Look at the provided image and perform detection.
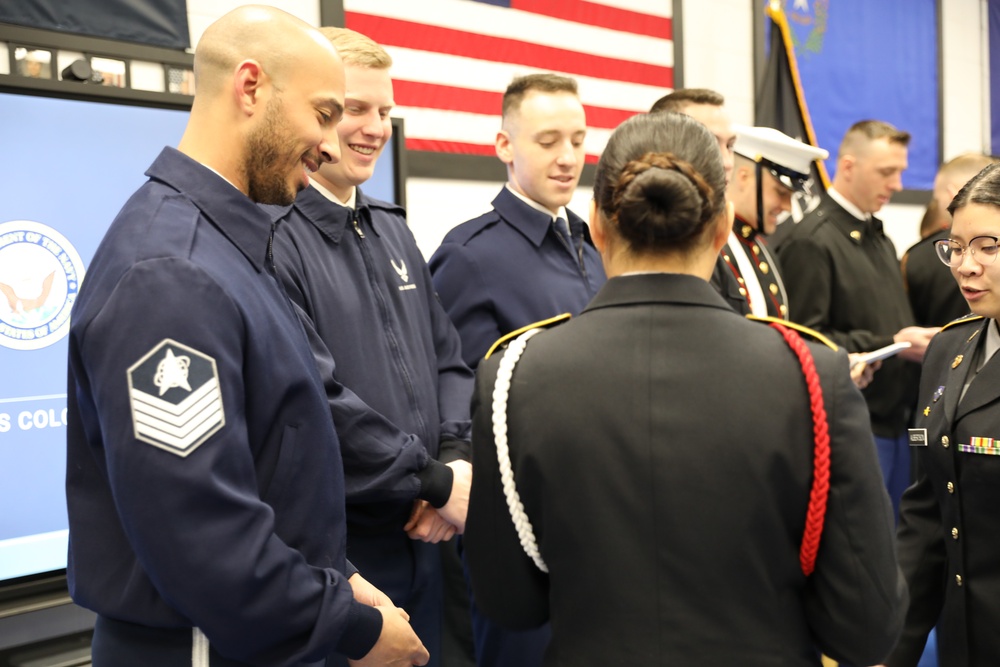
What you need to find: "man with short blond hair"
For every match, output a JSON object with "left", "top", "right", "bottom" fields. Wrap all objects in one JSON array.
[
  {"left": 778, "top": 119, "right": 940, "bottom": 521},
  {"left": 271, "top": 26, "right": 473, "bottom": 667}
]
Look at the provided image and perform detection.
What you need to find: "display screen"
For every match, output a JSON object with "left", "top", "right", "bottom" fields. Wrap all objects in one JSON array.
[{"left": 0, "top": 89, "right": 403, "bottom": 584}]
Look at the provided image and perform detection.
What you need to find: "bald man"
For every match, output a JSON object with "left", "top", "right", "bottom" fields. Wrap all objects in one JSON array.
[
  {"left": 902, "top": 153, "right": 998, "bottom": 326},
  {"left": 66, "top": 6, "right": 428, "bottom": 666}
]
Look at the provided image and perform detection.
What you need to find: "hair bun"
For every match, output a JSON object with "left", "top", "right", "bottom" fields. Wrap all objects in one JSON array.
[{"left": 612, "top": 152, "right": 715, "bottom": 247}]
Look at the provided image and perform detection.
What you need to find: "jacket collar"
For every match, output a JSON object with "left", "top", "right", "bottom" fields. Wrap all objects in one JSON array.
[
  {"left": 820, "top": 192, "right": 884, "bottom": 246},
  {"left": 287, "top": 185, "right": 404, "bottom": 244},
  {"left": 582, "top": 273, "right": 738, "bottom": 315},
  {"left": 146, "top": 147, "right": 274, "bottom": 273},
  {"left": 491, "top": 186, "right": 592, "bottom": 248}
]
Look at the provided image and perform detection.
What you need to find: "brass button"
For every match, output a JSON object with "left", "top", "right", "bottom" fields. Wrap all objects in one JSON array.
[
  {"left": 769, "top": 284, "right": 779, "bottom": 295},
  {"left": 760, "top": 262, "right": 770, "bottom": 275},
  {"left": 947, "top": 482, "right": 955, "bottom": 494},
  {"left": 952, "top": 527, "right": 959, "bottom": 540},
  {"left": 779, "top": 305, "right": 788, "bottom": 316},
  {"left": 850, "top": 230, "right": 862, "bottom": 241},
  {"left": 723, "top": 254, "right": 731, "bottom": 262},
  {"left": 942, "top": 435, "right": 950, "bottom": 448},
  {"left": 956, "top": 574, "right": 963, "bottom": 586},
  {"left": 753, "top": 245, "right": 761, "bottom": 255},
  {"left": 739, "top": 288, "right": 747, "bottom": 296}
]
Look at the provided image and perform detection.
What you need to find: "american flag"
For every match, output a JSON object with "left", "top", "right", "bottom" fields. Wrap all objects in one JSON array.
[{"left": 344, "top": 0, "right": 674, "bottom": 161}]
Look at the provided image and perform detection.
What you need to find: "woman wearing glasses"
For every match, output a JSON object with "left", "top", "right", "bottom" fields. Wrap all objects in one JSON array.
[
  {"left": 887, "top": 162, "right": 1000, "bottom": 667},
  {"left": 463, "top": 112, "right": 906, "bottom": 666}
]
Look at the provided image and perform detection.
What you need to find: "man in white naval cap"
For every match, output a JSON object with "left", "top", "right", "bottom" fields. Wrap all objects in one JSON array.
[{"left": 720, "top": 125, "right": 828, "bottom": 319}]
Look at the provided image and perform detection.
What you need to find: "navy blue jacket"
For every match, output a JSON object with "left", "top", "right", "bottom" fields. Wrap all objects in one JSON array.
[
  {"left": 66, "top": 148, "right": 380, "bottom": 666},
  {"left": 429, "top": 187, "right": 606, "bottom": 368},
  {"left": 270, "top": 186, "right": 472, "bottom": 528}
]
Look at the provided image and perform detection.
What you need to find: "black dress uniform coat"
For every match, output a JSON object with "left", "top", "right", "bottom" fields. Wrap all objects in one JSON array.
[
  {"left": 889, "top": 315, "right": 1000, "bottom": 667},
  {"left": 717, "top": 216, "right": 788, "bottom": 318},
  {"left": 777, "top": 193, "right": 920, "bottom": 438},
  {"left": 465, "top": 273, "right": 907, "bottom": 667}
]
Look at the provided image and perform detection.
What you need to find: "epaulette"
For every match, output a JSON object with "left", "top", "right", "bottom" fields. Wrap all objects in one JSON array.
[
  {"left": 484, "top": 313, "right": 571, "bottom": 360},
  {"left": 941, "top": 313, "right": 984, "bottom": 332},
  {"left": 746, "top": 314, "right": 838, "bottom": 351}
]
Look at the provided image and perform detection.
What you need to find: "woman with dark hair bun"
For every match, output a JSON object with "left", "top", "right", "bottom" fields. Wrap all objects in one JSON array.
[
  {"left": 887, "top": 161, "right": 1000, "bottom": 667},
  {"left": 463, "top": 112, "right": 906, "bottom": 666}
]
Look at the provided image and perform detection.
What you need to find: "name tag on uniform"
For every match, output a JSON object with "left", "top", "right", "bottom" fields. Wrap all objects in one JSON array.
[
  {"left": 958, "top": 436, "right": 1000, "bottom": 455},
  {"left": 908, "top": 428, "right": 928, "bottom": 447}
]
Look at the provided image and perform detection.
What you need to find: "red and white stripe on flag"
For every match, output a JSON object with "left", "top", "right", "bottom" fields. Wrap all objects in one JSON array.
[{"left": 344, "top": 0, "right": 674, "bottom": 161}]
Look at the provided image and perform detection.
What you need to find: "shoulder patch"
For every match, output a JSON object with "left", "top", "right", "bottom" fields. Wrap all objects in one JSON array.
[
  {"left": 127, "top": 338, "right": 225, "bottom": 457},
  {"left": 941, "top": 313, "right": 984, "bottom": 332},
  {"left": 746, "top": 314, "right": 838, "bottom": 351},
  {"left": 484, "top": 313, "right": 572, "bottom": 360}
]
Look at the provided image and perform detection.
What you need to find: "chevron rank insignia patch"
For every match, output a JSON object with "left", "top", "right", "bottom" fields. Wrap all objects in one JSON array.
[{"left": 127, "top": 339, "right": 224, "bottom": 457}]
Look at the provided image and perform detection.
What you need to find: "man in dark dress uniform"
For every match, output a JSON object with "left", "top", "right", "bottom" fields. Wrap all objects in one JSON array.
[
  {"left": 723, "top": 125, "right": 828, "bottom": 319},
  {"left": 777, "top": 120, "right": 941, "bottom": 521}
]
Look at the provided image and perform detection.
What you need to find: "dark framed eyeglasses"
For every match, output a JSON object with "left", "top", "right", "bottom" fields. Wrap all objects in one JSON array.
[{"left": 934, "top": 235, "right": 1000, "bottom": 267}]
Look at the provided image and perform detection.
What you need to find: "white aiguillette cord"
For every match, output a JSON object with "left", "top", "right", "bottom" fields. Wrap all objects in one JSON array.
[{"left": 491, "top": 327, "right": 548, "bottom": 573}]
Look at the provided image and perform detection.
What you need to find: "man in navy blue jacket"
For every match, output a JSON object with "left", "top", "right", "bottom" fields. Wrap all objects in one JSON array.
[
  {"left": 429, "top": 74, "right": 606, "bottom": 371},
  {"left": 66, "top": 7, "right": 427, "bottom": 666},
  {"left": 271, "top": 28, "right": 473, "bottom": 667},
  {"left": 429, "top": 73, "right": 606, "bottom": 667}
]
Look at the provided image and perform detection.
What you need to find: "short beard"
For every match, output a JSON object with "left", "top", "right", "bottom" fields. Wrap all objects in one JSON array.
[{"left": 243, "top": 97, "right": 297, "bottom": 206}]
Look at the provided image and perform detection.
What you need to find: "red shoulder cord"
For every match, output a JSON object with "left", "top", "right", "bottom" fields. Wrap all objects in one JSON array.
[{"left": 769, "top": 322, "right": 831, "bottom": 576}]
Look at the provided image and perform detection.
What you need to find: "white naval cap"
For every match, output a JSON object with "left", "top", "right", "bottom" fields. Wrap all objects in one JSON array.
[{"left": 733, "top": 125, "right": 829, "bottom": 190}]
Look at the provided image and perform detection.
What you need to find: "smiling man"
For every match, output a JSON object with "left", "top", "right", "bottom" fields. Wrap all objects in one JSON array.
[
  {"left": 429, "top": 73, "right": 606, "bottom": 371},
  {"left": 270, "top": 28, "right": 475, "bottom": 667},
  {"left": 429, "top": 73, "right": 606, "bottom": 667},
  {"left": 777, "top": 120, "right": 940, "bottom": 522},
  {"left": 66, "top": 8, "right": 429, "bottom": 666},
  {"left": 722, "top": 125, "right": 828, "bottom": 318}
]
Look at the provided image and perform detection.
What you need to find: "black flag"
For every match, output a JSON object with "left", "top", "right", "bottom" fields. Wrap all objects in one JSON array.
[{"left": 756, "top": 1, "right": 827, "bottom": 232}]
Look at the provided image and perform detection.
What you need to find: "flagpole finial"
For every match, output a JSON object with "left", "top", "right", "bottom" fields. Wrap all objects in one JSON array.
[{"left": 769, "top": 0, "right": 783, "bottom": 11}]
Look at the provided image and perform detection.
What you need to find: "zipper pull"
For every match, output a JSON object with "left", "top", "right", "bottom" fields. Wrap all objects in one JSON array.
[
  {"left": 352, "top": 209, "right": 366, "bottom": 239},
  {"left": 267, "top": 222, "right": 277, "bottom": 272}
]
